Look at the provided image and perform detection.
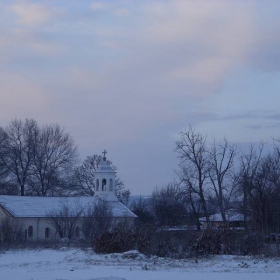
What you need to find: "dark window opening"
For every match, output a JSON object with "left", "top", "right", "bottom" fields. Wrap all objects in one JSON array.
[
  {"left": 102, "top": 179, "right": 107, "bottom": 191},
  {"left": 45, "top": 227, "right": 50, "bottom": 239},
  {"left": 28, "top": 226, "right": 33, "bottom": 238}
]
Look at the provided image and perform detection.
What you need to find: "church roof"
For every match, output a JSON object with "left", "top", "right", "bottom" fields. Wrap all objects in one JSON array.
[
  {"left": 0, "top": 195, "right": 136, "bottom": 218},
  {"left": 95, "top": 159, "right": 115, "bottom": 173}
]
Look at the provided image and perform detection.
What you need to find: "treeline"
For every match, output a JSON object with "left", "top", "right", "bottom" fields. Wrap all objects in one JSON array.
[
  {"left": 124, "top": 126, "right": 280, "bottom": 257},
  {"left": 0, "top": 119, "right": 129, "bottom": 201},
  {"left": 132, "top": 126, "right": 280, "bottom": 234}
]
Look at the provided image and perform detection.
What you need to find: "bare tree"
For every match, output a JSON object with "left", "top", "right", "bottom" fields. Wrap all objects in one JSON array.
[
  {"left": 0, "top": 127, "right": 7, "bottom": 166},
  {"left": 235, "top": 143, "right": 264, "bottom": 229},
  {"left": 130, "top": 196, "right": 154, "bottom": 226},
  {"left": 208, "top": 139, "right": 237, "bottom": 224},
  {"left": 115, "top": 179, "right": 131, "bottom": 205},
  {"left": 2, "top": 119, "right": 38, "bottom": 196},
  {"left": 248, "top": 148, "right": 280, "bottom": 233},
  {"left": 184, "top": 182, "right": 203, "bottom": 230},
  {"left": 82, "top": 199, "right": 112, "bottom": 240},
  {"left": 0, "top": 127, "right": 9, "bottom": 193},
  {"left": 152, "top": 182, "right": 187, "bottom": 227},
  {"left": 175, "top": 126, "right": 211, "bottom": 226},
  {"left": 273, "top": 138, "right": 280, "bottom": 160},
  {"left": 28, "top": 124, "right": 77, "bottom": 196},
  {"left": 47, "top": 199, "right": 84, "bottom": 239},
  {"left": 73, "top": 155, "right": 102, "bottom": 196},
  {"left": 0, "top": 127, "right": 23, "bottom": 195}
]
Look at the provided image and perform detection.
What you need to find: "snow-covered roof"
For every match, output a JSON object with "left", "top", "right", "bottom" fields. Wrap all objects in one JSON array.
[
  {"left": 199, "top": 211, "right": 244, "bottom": 222},
  {"left": 95, "top": 159, "right": 115, "bottom": 173},
  {"left": 0, "top": 195, "right": 136, "bottom": 218}
]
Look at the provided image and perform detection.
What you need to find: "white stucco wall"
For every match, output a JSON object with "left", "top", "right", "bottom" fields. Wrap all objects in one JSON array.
[
  {"left": 19, "top": 218, "right": 84, "bottom": 241},
  {"left": 19, "top": 216, "right": 135, "bottom": 241},
  {"left": 19, "top": 217, "right": 54, "bottom": 241},
  {"left": 1, "top": 210, "right": 135, "bottom": 241}
]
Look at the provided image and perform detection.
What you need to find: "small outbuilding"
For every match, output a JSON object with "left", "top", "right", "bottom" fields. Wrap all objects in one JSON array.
[{"left": 199, "top": 210, "right": 245, "bottom": 229}]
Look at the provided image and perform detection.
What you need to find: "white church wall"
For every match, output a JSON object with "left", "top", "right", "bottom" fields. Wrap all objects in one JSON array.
[{"left": 20, "top": 218, "right": 83, "bottom": 240}]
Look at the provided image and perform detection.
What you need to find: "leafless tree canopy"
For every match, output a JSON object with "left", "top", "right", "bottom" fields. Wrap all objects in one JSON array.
[
  {"left": 115, "top": 179, "right": 131, "bottom": 205},
  {"left": 0, "top": 127, "right": 15, "bottom": 194},
  {"left": 208, "top": 139, "right": 237, "bottom": 224},
  {"left": 0, "top": 119, "right": 77, "bottom": 196},
  {"left": 2, "top": 119, "right": 39, "bottom": 196},
  {"left": 47, "top": 199, "right": 84, "bottom": 239},
  {"left": 152, "top": 182, "right": 187, "bottom": 227},
  {"left": 175, "top": 126, "right": 212, "bottom": 226},
  {"left": 172, "top": 126, "right": 280, "bottom": 233},
  {"left": 73, "top": 155, "right": 102, "bottom": 196},
  {"left": 28, "top": 124, "right": 78, "bottom": 196},
  {"left": 0, "top": 119, "right": 129, "bottom": 199},
  {"left": 82, "top": 199, "right": 113, "bottom": 240}
]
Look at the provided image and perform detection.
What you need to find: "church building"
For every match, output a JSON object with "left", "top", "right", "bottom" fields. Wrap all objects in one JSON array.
[{"left": 0, "top": 152, "right": 136, "bottom": 241}]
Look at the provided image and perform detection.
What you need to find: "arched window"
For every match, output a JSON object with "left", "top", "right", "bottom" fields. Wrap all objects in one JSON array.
[
  {"left": 28, "top": 226, "right": 33, "bottom": 238},
  {"left": 75, "top": 227, "right": 80, "bottom": 238},
  {"left": 45, "top": 227, "right": 50, "bottom": 239},
  {"left": 102, "top": 179, "right": 106, "bottom": 191},
  {"left": 109, "top": 179, "right": 113, "bottom": 191},
  {"left": 96, "top": 179, "right": 99, "bottom": 191}
]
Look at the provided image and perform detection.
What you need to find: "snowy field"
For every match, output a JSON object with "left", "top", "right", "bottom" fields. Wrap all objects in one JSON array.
[{"left": 1, "top": 248, "right": 280, "bottom": 280}]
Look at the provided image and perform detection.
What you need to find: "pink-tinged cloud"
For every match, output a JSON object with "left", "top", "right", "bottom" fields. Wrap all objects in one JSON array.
[
  {"left": 9, "top": 1, "right": 51, "bottom": 26},
  {"left": 0, "top": 72, "right": 50, "bottom": 124},
  {"left": 90, "top": 2, "right": 107, "bottom": 11}
]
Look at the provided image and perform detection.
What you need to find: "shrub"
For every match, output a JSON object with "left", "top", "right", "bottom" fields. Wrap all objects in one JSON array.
[
  {"left": 190, "top": 228, "right": 232, "bottom": 256},
  {"left": 0, "top": 217, "right": 24, "bottom": 245},
  {"left": 93, "top": 225, "right": 135, "bottom": 253}
]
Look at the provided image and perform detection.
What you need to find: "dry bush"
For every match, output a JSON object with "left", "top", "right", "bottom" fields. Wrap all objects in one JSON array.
[
  {"left": 0, "top": 217, "right": 24, "bottom": 245},
  {"left": 190, "top": 228, "right": 233, "bottom": 256},
  {"left": 93, "top": 225, "right": 135, "bottom": 253}
]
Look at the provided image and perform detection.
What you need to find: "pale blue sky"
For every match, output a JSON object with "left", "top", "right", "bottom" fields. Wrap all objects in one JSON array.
[{"left": 1, "top": 0, "right": 280, "bottom": 194}]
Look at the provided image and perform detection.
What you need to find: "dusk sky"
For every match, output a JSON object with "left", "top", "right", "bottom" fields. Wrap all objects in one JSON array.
[{"left": 1, "top": 0, "right": 280, "bottom": 195}]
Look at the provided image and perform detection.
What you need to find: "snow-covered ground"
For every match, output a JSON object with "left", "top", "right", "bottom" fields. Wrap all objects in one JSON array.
[{"left": 1, "top": 248, "right": 280, "bottom": 280}]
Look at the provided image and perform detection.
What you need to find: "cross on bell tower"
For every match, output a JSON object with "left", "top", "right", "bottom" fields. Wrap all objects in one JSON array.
[{"left": 102, "top": 149, "right": 107, "bottom": 161}]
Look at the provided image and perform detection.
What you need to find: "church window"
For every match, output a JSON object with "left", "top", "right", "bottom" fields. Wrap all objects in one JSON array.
[
  {"left": 102, "top": 179, "right": 106, "bottom": 191},
  {"left": 45, "top": 227, "right": 50, "bottom": 239},
  {"left": 75, "top": 227, "right": 80, "bottom": 238},
  {"left": 96, "top": 179, "right": 99, "bottom": 191},
  {"left": 109, "top": 179, "right": 113, "bottom": 191},
  {"left": 28, "top": 226, "right": 33, "bottom": 238}
]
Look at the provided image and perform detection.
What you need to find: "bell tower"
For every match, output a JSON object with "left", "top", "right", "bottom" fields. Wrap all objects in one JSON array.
[{"left": 94, "top": 150, "right": 118, "bottom": 201}]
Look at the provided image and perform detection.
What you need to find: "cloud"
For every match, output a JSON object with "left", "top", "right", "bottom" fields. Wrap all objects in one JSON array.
[
  {"left": 24, "top": 0, "right": 258, "bottom": 143},
  {"left": 9, "top": 1, "right": 50, "bottom": 26},
  {"left": 244, "top": 125, "right": 262, "bottom": 130},
  {"left": 222, "top": 111, "right": 280, "bottom": 122},
  {"left": 0, "top": 72, "right": 50, "bottom": 124},
  {"left": 132, "top": 1, "right": 254, "bottom": 96},
  {"left": 114, "top": 8, "right": 131, "bottom": 16},
  {"left": 242, "top": 25, "right": 280, "bottom": 72},
  {"left": 0, "top": 28, "right": 63, "bottom": 67},
  {"left": 90, "top": 2, "right": 107, "bottom": 11}
]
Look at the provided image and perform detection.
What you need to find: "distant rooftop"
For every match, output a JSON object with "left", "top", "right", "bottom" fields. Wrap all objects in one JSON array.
[{"left": 199, "top": 210, "right": 244, "bottom": 222}]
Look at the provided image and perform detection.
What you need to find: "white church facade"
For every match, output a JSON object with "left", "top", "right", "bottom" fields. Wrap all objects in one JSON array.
[{"left": 0, "top": 153, "right": 136, "bottom": 241}]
